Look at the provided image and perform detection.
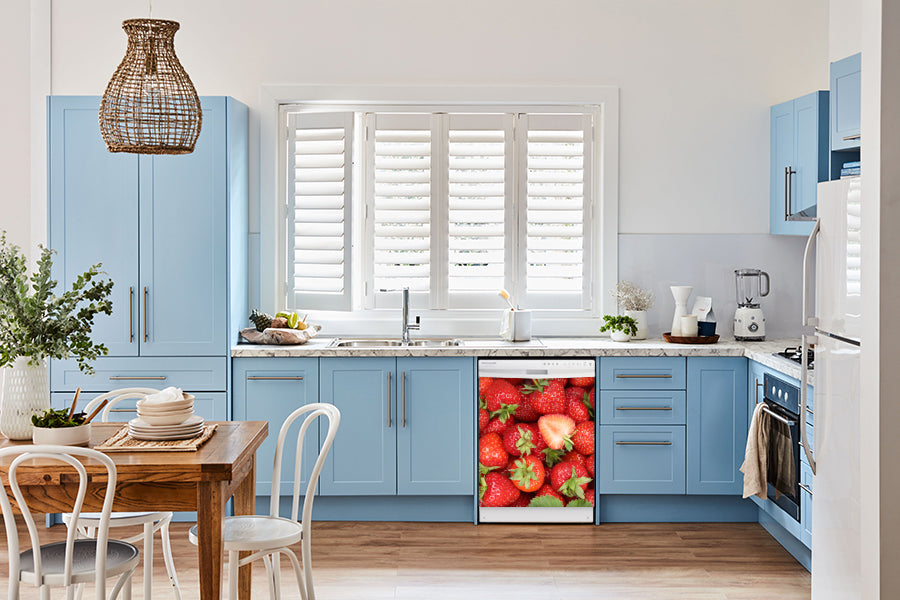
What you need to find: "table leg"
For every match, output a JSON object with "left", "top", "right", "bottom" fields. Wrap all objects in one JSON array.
[
  {"left": 234, "top": 454, "right": 256, "bottom": 600},
  {"left": 197, "top": 481, "right": 225, "bottom": 600}
]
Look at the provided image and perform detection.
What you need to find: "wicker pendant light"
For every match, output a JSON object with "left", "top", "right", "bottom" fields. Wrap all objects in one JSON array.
[{"left": 99, "top": 19, "right": 202, "bottom": 154}]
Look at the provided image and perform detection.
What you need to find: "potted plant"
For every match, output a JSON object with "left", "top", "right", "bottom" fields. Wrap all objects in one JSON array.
[
  {"left": 0, "top": 232, "right": 113, "bottom": 439},
  {"left": 600, "top": 314, "right": 639, "bottom": 342},
  {"left": 611, "top": 281, "right": 654, "bottom": 340}
]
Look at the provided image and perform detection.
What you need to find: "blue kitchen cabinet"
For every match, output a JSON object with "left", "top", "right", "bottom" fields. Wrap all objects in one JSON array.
[
  {"left": 319, "top": 357, "right": 397, "bottom": 495},
  {"left": 800, "top": 461, "right": 813, "bottom": 548},
  {"left": 830, "top": 53, "right": 861, "bottom": 151},
  {"left": 48, "top": 96, "right": 247, "bottom": 397},
  {"left": 51, "top": 391, "right": 226, "bottom": 423},
  {"left": 599, "top": 357, "right": 686, "bottom": 390},
  {"left": 748, "top": 359, "right": 768, "bottom": 425},
  {"left": 769, "top": 91, "right": 828, "bottom": 235},
  {"left": 232, "top": 358, "right": 319, "bottom": 497},
  {"left": 599, "top": 390, "right": 686, "bottom": 426},
  {"left": 396, "top": 357, "right": 474, "bottom": 495},
  {"left": 686, "top": 357, "right": 748, "bottom": 495},
  {"left": 597, "top": 425, "right": 686, "bottom": 494}
]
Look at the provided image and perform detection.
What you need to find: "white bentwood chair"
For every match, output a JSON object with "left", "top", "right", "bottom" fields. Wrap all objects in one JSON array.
[
  {"left": 62, "top": 388, "right": 182, "bottom": 600},
  {"left": 0, "top": 445, "right": 139, "bottom": 600},
  {"left": 189, "top": 403, "right": 341, "bottom": 600}
]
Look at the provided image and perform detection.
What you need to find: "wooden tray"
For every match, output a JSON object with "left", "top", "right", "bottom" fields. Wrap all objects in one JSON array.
[{"left": 663, "top": 332, "right": 720, "bottom": 344}]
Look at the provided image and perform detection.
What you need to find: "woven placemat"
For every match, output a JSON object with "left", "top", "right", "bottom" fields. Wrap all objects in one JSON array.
[{"left": 95, "top": 424, "right": 218, "bottom": 452}]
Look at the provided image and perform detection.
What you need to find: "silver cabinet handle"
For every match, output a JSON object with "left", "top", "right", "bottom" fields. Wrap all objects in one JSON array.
[
  {"left": 246, "top": 376, "right": 303, "bottom": 380},
  {"left": 787, "top": 167, "right": 795, "bottom": 218},
  {"left": 109, "top": 375, "right": 167, "bottom": 381},
  {"left": 843, "top": 134, "right": 861, "bottom": 141},
  {"left": 784, "top": 166, "right": 790, "bottom": 220},
  {"left": 129, "top": 286, "right": 134, "bottom": 343},
  {"left": 387, "top": 371, "right": 392, "bottom": 428},
  {"left": 799, "top": 483, "right": 813, "bottom": 496},
  {"left": 143, "top": 286, "right": 148, "bottom": 342},
  {"left": 615, "top": 441, "right": 672, "bottom": 446},
  {"left": 760, "top": 405, "right": 796, "bottom": 426},
  {"left": 108, "top": 408, "right": 137, "bottom": 413},
  {"left": 615, "top": 374, "right": 672, "bottom": 379},
  {"left": 615, "top": 406, "right": 673, "bottom": 411},
  {"left": 755, "top": 378, "right": 764, "bottom": 403},
  {"left": 402, "top": 371, "right": 407, "bottom": 428}
]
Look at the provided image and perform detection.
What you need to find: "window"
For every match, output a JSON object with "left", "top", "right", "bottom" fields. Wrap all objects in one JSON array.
[{"left": 282, "top": 103, "right": 606, "bottom": 315}]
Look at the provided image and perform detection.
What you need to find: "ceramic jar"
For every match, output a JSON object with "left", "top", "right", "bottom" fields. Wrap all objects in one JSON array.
[{"left": 1, "top": 357, "right": 50, "bottom": 440}]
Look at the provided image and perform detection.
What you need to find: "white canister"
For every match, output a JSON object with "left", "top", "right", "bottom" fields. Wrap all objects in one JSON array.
[
  {"left": 680, "top": 314, "right": 699, "bottom": 337},
  {"left": 624, "top": 310, "right": 648, "bottom": 340},
  {"left": 500, "top": 310, "right": 532, "bottom": 342}
]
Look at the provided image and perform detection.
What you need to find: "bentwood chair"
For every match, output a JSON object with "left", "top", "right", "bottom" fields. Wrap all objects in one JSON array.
[
  {"left": 63, "top": 388, "right": 182, "bottom": 600},
  {"left": 0, "top": 445, "right": 139, "bottom": 600},
  {"left": 189, "top": 403, "right": 341, "bottom": 600}
]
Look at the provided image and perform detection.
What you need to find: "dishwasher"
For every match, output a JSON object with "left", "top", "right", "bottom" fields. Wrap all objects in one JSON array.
[{"left": 477, "top": 358, "right": 596, "bottom": 523}]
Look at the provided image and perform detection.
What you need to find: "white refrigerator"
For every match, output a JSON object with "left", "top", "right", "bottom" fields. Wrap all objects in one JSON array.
[{"left": 800, "top": 176, "right": 862, "bottom": 598}]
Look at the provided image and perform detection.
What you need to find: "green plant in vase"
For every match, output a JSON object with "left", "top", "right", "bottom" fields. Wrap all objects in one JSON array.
[{"left": 599, "top": 314, "right": 638, "bottom": 342}]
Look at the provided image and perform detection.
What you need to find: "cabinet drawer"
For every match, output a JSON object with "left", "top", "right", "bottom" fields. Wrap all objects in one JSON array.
[
  {"left": 598, "top": 425, "right": 686, "bottom": 494},
  {"left": 599, "top": 391, "right": 686, "bottom": 425},
  {"left": 51, "top": 391, "right": 227, "bottom": 422},
  {"left": 50, "top": 357, "right": 227, "bottom": 392},
  {"left": 599, "top": 358, "right": 686, "bottom": 390}
]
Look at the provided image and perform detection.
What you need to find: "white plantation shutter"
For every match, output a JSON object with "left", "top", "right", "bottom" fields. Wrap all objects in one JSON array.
[
  {"left": 447, "top": 113, "right": 514, "bottom": 307},
  {"left": 517, "top": 113, "right": 593, "bottom": 309},
  {"left": 366, "top": 113, "right": 435, "bottom": 305},
  {"left": 288, "top": 112, "right": 353, "bottom": 310}
]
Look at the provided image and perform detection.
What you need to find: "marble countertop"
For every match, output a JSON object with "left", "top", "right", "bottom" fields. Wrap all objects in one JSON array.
[{"left": 232, "top": 336, "right": 813, "bottom": 385}]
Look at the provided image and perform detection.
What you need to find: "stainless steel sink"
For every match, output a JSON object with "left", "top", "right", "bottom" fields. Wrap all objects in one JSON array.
[{"left": 330, "top": 338, "right": 463, "bottom": 348}]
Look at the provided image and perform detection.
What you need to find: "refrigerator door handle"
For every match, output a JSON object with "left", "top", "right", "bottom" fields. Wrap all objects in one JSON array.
[
  {"left": 802, "top": 219, "right": 820, "bottom": 331},
  {"left": 800, "top": 218, "right": 819, "bottom": 475}
]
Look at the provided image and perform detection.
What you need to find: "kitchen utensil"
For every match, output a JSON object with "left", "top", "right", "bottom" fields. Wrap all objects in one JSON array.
[
  {"left": 67, "top": 388, "right": 81, "bottom": 420},
  {"left": 670, "top": 285, "right": 693, "bottom": 336},
  {"left": 733, "top": 269, "right": 769, "bottom": 341},
  {"left": 82, "top": 399, "right": 109, "bottom": 425},
  {"left": 499, "top": 289, "right": 515, "bottom": 310}
]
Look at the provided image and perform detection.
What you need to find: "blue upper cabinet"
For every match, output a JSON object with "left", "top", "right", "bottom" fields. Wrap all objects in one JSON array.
[
  {"left": 830, "top": 53, "right": 861, "bottom": 151},
  {"left": 49, "top": 98, "right": 140, "bottom": 356},
  {"left": 686, "top": 357, "right": 748, "bottom": 495},
  {"left": 396, "top": 357, "right": 474, "bottom": 495},
  {"left": 769, "top": 91, "right": 828, "bottom": 236}
]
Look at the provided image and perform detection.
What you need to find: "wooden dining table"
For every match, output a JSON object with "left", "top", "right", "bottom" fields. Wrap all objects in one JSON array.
[{"left": 0, "top": 421, "right": 268, "bottom": 600}]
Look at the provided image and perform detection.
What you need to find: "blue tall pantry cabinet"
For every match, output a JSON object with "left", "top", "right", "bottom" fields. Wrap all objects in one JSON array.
[{"left": 47, "top": 96, "right": 248, "bottom": 424}]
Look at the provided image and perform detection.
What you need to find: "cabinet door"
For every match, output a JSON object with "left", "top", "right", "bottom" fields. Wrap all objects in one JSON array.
[
  {"left": 319, "top": 357, "right": 396, "bottom": 495},
  {"left": 831, "top": 53, "right": 861, "bottom": 151},
  {"left": 396, "top": 357, "right": 474, "bottom": 495},
  {"left": 48, "top": 97, "right": 139, "bottom": 357},
  {"left": 770, "top": 99, "right": 795, "bottom": 235},
  {"left": 232, "top": 358, "right": 319, "bottom": 498},
  {"left": 748, "top": 360, "right": 767, "bottom": 426},
  {"left": 599, "top": 357, "right": 686, "bottom": 390},
  {"left": 598, "top": 425, "right": 686, "bottom": 494},
  {"left": 794, "top": 92, "right": 828, "bottom": 216},
  {"left": 800, "top": 461, "right": 813, "bottom": 548},
  {"left": 139, "top": 97, "right": 227, "bottom": 356},
  {"left": 686, "top": 357, "right": 748, "bottom": 495}
]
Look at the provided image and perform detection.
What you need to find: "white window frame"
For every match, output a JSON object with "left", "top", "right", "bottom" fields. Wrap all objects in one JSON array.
[{"left": 260, "top": 85, "right": 619, "bottom": 337}]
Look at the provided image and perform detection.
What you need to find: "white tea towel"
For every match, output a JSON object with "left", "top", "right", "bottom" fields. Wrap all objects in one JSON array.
[
  {"left": 740, "top": 402, "right": 770, "bottom": 499},
  {"left": 141, "top": 386, "right": 185, "bottom": 406}
]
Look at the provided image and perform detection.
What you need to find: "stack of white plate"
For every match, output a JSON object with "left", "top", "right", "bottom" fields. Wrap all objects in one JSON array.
[{"left": 129, "top": 387, "right": 204, "bottom": 441}]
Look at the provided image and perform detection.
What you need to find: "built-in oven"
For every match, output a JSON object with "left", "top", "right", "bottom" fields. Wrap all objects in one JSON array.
[{"left": 756, "top": 373, "right": 802, "bottom": 522}]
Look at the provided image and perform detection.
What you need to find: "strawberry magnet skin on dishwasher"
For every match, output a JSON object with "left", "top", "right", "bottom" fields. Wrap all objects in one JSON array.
[{"left": 477, "top": 359, "right": 596, "bottom": 524}]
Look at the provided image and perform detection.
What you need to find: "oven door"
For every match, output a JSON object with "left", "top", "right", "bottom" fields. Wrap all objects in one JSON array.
[{"left": 761, "top": 399, "right": 801, "bottom": 522}]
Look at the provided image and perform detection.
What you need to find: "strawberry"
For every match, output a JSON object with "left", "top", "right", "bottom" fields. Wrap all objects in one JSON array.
[
  {"left": 562, "top": 450, "right": 586, "bottom": 468},
  {"left": 584, "top": 488, "right": 595, "bottom": 506},
  {"left": 480, "top": 472, "right": 521, "bottom": 507},
  {"left": 587, "top": 388, "right": 595, "bottom": 410},
  {"left": 522, "top": 379, "right": 566, "bottom": 415},
  {"left": 512, "top": 390, "right": 541, "bottom": 422},
  {"left": 537, "top": 414, "right": 575, "bottom": 451},
  {"left": 502, "top": 378, "right": 523, "bottom": 385},
  {"left": 484, "top": 414, "right": 516, "bottom": 435},
  {"left": 509, "top": 492, "right": 534, "bottom": 507},
  {"left": 478, "top": 433, "right": 508, "bottom": 468},
  {"left": 478, "top": 377, "right": 494, "bottom": 398},
  {"left": 484, "top": 380, "right": 520, "bottom": 413},
  {"left": 502, "top": 423, "right": 546, "bottom": 457},
  {"left": 585, "top": 454, "right": 595, "bottom": 478},
  {"left": 550, "top": 461, "right": 592, "bottom": 499},
  {"left": 534, "top": 483, "right": 564, "bottom": 503},
  {"left": 572, "top": 421, "right": 595, "bottom": 456},
  {"left": 508, "top": 455, "right": 546, "bottom": 493},
  {"left": 569, "top": 376, "right": 595, "bottom": 388},
  {"left": 565, "top": 387, "right": 592, "bottom": 423},
  {"left": 478, "top": 408, "right": 490, "bottom": 433},
  {"left": 542, "top": 447, "right": 568, "bottom": 468}
]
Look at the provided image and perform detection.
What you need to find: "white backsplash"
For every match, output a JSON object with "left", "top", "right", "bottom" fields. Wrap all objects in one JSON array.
[{"left": 618, "top": 233, "right": 810, "bottom": 339}]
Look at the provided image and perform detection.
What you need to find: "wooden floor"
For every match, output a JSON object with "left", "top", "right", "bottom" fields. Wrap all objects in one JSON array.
[{"left": 0, "top": 519, "right": 810, "bottom": 599}]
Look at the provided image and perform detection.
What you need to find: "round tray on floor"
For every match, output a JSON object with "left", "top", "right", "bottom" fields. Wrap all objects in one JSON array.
[{"left": 663, "top": 332, "right": 720, "bottom": 344}]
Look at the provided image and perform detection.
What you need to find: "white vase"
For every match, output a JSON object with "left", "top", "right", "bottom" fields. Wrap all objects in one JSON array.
[
  {"left": 624, "top": 310, "right": 648, "bottom": 340},
  {"left": 670, "top": 286, "right": 693, "bottom": 336},
  {"left": 1, "top": 357, "right": 50, "bottom": 440},
  {"left": 610, "top": 330, "right": 631, "bottom": 342}
]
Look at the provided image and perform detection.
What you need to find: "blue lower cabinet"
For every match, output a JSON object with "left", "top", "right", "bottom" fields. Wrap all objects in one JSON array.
[
  {"left": 50, "top": 356, "right": 227, "bottom": 392},
  {"left": 396, "top": 358, "right": 474, "bottom": 495},
  {"left": 686, "top": 357, "right": 748, "bottom": 495},
  {"left": 800, "top": 462, "right": 813, "bottom": 548},
  {"left": 599, "top": 390, "right": 686, "bottom": 425},
  {"left": 748, "top": 360, "right": 767, "bottom": 425},
  {"left": 232, "top": 358, "right": 319, "bottom": 497},
  {"left": 598, "top": 425, "right": 686, "bottom": 494},
  {"left": 599, "top": 357, "right": 686, "bottom": 390}
]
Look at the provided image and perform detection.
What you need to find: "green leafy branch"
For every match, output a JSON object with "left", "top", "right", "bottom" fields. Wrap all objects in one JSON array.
[
  {"left": 599, "top": 314, "right": 638, "bottom": 337},
  {"left": 0, "top": 231, "right": 113, "bottom": 374}
]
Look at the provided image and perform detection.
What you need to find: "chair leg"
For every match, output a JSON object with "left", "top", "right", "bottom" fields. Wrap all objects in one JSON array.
[
  {"left": 228, "top": 550, "right": 240, "bottom": 600},
  {"left": 143, "top": 522, "right": 153, "bottom": 600},
  {"left": 75, "top": 582, "right": 86, "bottom": 600},
  {"left": 109, "top": 568, "right": 134, "bottom": 600},
  {"left": 159, "top": 518, "right": 182, "bottom": 600},
  {"left": 272, "top": 553, "right": 282, "bottom": 600},
  {"left": 40, "top": 585, "right": 50, "bottom": 600},
  {"left": 280, "top": 549, "right": 307, "bottom": 600},
  {"left": 262, "top": 554, "right": 277, "bottom": 600}
]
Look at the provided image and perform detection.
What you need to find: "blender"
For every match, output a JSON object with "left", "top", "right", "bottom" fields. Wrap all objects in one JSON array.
[{"left": 733, "top": 269, "right": 770, "bottom": 341}]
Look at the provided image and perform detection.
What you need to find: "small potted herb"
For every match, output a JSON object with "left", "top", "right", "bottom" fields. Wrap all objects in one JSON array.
[
  {"left": 599, "top": 314, "right": 639, "bottom": 342},
  {"left": 610, "top": 281, "right": 654, "bottom": 340}
]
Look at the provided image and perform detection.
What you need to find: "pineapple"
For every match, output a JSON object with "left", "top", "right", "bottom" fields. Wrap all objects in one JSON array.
[{"left": 249, "top": 309, "right": 273, "bottom": 332}]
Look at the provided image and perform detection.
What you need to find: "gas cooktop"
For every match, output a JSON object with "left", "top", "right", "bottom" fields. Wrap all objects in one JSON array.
[{"left": 773, "top": 346, "right": 814, "bottom": 370}]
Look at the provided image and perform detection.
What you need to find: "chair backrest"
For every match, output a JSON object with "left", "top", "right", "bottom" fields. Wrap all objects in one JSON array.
[
  {"left": 269, "top": 403, "right": 341, "bottom": 525},
  {"left": 82, "top": 387, "right": 160, "bottom": 422},
  {"left": 0, "top": 445, "right": 119, "bottom": 598}
]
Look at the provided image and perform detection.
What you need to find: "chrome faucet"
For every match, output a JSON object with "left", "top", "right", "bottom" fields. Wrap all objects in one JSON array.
[{"left": 400, "top": 287, "right": 420, "bottom": 344}]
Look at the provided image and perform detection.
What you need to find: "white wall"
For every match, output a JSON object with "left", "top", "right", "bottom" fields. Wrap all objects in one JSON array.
[{"left": 830, "top": 0, "right": 863, "bottom": 61}]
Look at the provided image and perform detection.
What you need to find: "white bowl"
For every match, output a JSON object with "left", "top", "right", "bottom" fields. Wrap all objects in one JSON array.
[
  {"left": 32, "top": 423, "right": 91, "bottom": 446},
  {"left": 136, "top": 392, "right": 194, "bottom": 412},
  {"left": 136, "top": 410, "right": 194, "bottom": 427}
]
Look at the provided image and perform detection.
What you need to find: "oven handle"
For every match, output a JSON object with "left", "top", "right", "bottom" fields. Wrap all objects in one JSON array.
[
  {"left": 800, "top": 219, "right": 819, "bottom": 475},
  {"left": 759, "top": 404, "right": 796, "bottom": 427}
]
